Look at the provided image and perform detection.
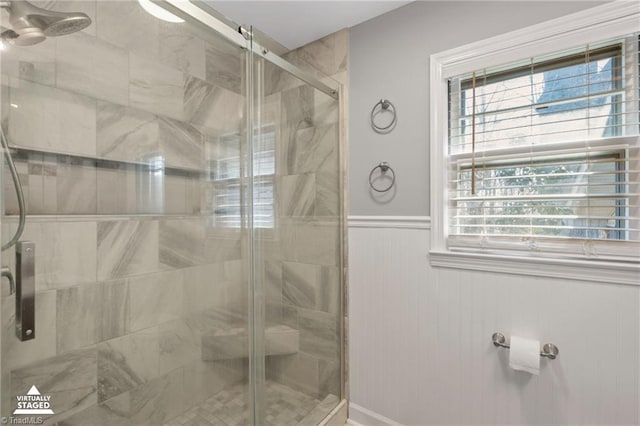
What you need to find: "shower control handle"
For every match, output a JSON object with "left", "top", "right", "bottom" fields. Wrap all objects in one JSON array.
[
  {"left": 15, "top": 241, "right": 35, "bottom": 341},
  {"left": 1, "top": 266, "right": 15, "bottom": 294}
]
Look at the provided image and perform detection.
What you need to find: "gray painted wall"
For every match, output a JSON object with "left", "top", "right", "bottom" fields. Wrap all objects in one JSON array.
[{"left": 348, "top": 1, "right": 605, "bottom": 216}]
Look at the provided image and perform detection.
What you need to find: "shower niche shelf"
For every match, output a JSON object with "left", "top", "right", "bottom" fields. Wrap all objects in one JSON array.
[{"left": 8, "top": 145, "right": 212, "bottom": 177}]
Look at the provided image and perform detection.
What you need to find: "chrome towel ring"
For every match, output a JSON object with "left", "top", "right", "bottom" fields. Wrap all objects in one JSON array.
[
  {"left": 370, "top": 99, "right": 397, "bottom": 133},
  {"left": 369, "top": 162, "right": 396, "bottom": 193}
]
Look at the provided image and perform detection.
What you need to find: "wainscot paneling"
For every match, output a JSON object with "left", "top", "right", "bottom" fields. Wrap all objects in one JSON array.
[{"left": 348, "top": 216, "right": 639, "bottom": 425}]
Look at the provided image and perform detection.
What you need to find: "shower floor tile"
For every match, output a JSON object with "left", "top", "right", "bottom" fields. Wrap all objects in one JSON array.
[{"left": 164, "top": 381, "right": 325, "bottom": 426}]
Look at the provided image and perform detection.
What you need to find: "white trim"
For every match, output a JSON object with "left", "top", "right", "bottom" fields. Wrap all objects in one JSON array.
[
  {"left": 348, "top": 216, "right": 431, "bottom": 230},
  {"left": 348, "top": 403, "right": 403, "bottom": 426},
  {"left": 433, "top": 2, "right": 640, "bottom": 78},
  {"left": 430, "top": 2, "right": 640, "bottom": 265},
  {"left": 430, "top": 250, "right": 640, "bottom": 286}
]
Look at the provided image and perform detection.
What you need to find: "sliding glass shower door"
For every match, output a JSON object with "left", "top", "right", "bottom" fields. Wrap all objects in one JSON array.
[
  {"left": 252, "top": 57, "right": 343, "bottom": 423},
  {"left": 0, "top": 2, "right": 343, "bottom": 425},
  {"left": 0, "top": 1, "right": 254, "bottom": 424}
]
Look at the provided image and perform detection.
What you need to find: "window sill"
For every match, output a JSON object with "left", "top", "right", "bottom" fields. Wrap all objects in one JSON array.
[{"left": 428, "top": 249, "right": 639, "bottom": 286}]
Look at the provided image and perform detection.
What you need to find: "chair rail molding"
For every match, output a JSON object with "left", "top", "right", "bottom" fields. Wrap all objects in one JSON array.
[{"left": 348, "top": 215, "right": 431, "bottom": 230}]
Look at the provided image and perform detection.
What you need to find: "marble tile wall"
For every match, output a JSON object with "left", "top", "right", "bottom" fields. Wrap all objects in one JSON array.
[
  {"left": 1, "top": 216, "right": 248, "bottom": 423},
  {"left": 1, "top": 2, "right": 346, "bottom": 423},
  {"left": 2, "top": 0, "right": 247, "bottom": 219},
  {"left": 0, "top": 1, "right": 251, "bottom": 422}
]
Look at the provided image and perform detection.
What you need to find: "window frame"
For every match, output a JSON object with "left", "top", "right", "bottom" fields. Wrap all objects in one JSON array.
[{"left": 429, "top": 2, "right": 640, "bottom": 285}]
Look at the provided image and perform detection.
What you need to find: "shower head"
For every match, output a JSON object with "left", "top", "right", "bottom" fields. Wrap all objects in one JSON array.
[{"left": 0, "top": 0, "right": 91, "bottom": 46}]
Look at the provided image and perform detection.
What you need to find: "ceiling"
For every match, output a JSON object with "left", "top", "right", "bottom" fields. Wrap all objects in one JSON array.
[{"left": 207, "top": 1, "right": 412, "bottom": 50}]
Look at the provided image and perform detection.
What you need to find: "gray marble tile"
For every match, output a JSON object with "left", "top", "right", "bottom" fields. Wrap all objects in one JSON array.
[
  {"left": 128, "top": 368, "right": 185, "bottom": 425},
  {"left": 27, "top": 166, "right": 45, "bottom": 215},
  {"left": 96, "top": 164, "right": 142, "bottom": 215},
  {"left": 3, "top": 156, "right": 28, "bottom": 215},
  {"left": 282, "top": 124, "right": 338, "bottom": 177},
  {"left": 97, "top": 220, "right": 159, "bottom": 280},
  {"left": 11, "top": 347, "right": 98, "bottom": 423},
  {"left": 130, "top": 54, "right": 184, "bottom": 121},
  {"left": 265, "top": 325, "right": 300, "bottom": 357},
  {"left": 8, "top": 78, "right": 97, "bottom": 157},
  {"left": 159, "top": 218, "right": 206, "bottom": 269},
  {"left": 298, "top": 308, "right": 340, "bottom": 361},
  {"left": 163, "top": 174, "right": 200, "bottom": 215},
  {"left": 55, "top": 279, "right": 128, "bottom": 354},
  {"left": 41, "top": 154, "right": 58, "bottom": 213},
  {"left": 55, "top": 157, "right": 97, "bottom": 215},
  {"left": 296, "top": 29, "right": 348, "bottom": 78},
  {"left": 2, "top": 290, "right": 57, "bottom": 371},
  {"left": 281, "top": 219, "right": 340, "bottom": 266},
  {"left": 264, "top": 260, "right": 283, "bottom": 305},
  {"left": 158, "top": 117, "right": 204, "bottom": 170},
  {"left": 264, "top": 52, "right": 314, "bottom": 96},
  {"left": 127, "top": 270, "right": 183, "bottom": 333},
  {"left": 204, "top": 41, "right": 243, "bottom": 94},
  {"left": 282, "top": 262, "right": 339, "bottom": 314},
  {"left": 204, "top": 233, "right": 243, "bottom": 264},
  {"left": 19, "top": 220, "right": 98, "bottom": 291},
  {"left": 313, "top": 85, "right": 340, "bottom": 128},
  {"left": 200, "top": 329, "right": 249, "bottom": 362},
  {"left": 101, "top": 279, "right": 129, "bottom": 342},
  {"left": 57, "top": 397, "right": 132, "bottom": 426},
  {"left": 182, "top": 263, "right": 229, "bottom": 314},
  {"left": 318, "top": 358, "right": 341, "bottom": 399},
  {"left": 95, "top": 0, "right": 159, "bottom": 58},
  {"left": 97, "top": 102, "right": 161, "bottom": 164},
  {"left": 97, "top": 328, "right": 159, "bottom": 402},
  {"left": 279, "top": 173, "right": 316, "bottom": 217},
  {"left": 183, "top": 76, "right": 244, "bottom": 135},
  {"left": 56, "top": 283, "right": 103, "bottom": 354},
  {"left": 183, "top": 359, "right": 244, "bottom": 409},
  {"left": 56, "top": 32, "right": 129, "bottom": 105},
  {"left": 266, "top": 351, "right": 320, "bottom": 398},
  {"left": 1, "top": 38, "right": 56, "bottom": 85},
  {"left": 315, "top": 168, "right": 340, "bottom": 217},
  {"left": 281, "top": 85, "right": 315, "bottom": 129},
  {"left": 158, "top": 320, "right": 200, "bottom": 375},
  {"left": 159, "top": 22, "right": 206, "bottom": 81}
]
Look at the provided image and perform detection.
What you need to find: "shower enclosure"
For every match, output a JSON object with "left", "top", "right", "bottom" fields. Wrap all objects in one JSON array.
[{"left": 0, "top": 1, "right": 345, "bottom": 424}]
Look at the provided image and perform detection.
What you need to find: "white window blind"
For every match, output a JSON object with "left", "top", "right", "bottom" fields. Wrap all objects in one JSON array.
[{"left": 447, "top": 34, "right": 639, "bottom": 261}]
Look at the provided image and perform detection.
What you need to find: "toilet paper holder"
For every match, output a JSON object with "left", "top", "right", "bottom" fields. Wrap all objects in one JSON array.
[{"left": 492, "top": 332, "right": 559, "bottom": 360}]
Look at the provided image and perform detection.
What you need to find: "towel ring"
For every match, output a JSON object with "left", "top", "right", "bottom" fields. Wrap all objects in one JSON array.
[
  {"left": 369, "top": 162, "right": 396, "bottom": 193},
  {"left": 370, "top": 99, "right": 397, "bottom": 133}
]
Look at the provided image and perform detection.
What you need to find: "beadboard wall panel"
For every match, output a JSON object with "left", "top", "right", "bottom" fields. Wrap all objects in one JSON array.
[{"left": 348, "top": 219, "right": 640, "bottom": 425}]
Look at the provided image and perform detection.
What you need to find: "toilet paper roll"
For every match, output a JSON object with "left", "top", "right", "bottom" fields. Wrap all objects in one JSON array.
[{"left": 509, "top": 336, "right": 540, "bottom": 375}]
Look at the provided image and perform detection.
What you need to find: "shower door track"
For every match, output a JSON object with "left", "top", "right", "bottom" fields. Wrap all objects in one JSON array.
[{"left": 157, "top": 0, "right": 340, "bottom": 101}]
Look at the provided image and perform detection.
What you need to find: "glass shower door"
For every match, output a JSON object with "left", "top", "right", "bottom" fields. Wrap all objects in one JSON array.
[
  {"left": 251, "top": 53, "right": 343, "bottom": 425},
  {"left": 0, "top": 1, "right": 254, "bottom": 424}
]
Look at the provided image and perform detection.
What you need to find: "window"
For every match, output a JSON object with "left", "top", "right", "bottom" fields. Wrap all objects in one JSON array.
[
  {"left": 430, "top": 3, "right": 640, "bottom": 283},
  {"left": 211, "top": 127, "right": 276, "bottom": 228}
]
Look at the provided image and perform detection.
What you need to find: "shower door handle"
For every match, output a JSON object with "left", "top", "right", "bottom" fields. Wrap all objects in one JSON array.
[{"left": 15, "top": 241, "right": 35, "bottom": 341}]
